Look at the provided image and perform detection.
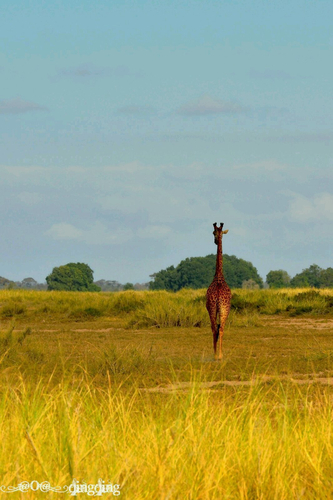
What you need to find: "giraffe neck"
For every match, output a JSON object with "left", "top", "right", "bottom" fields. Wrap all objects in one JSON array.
[{"left": 215, "top": 237, "right": 224, "bottom": 280}]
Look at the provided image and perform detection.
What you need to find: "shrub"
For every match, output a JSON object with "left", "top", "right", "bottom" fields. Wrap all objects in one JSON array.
[
  {"left": 1, "top": 302, "right": 27, "bottom": 317},
  {"left": 69, "top": 307, "right": 103, "bottom": 320},
  {"left": 294, "top": 290, "right": 320, "bottom": 302}
]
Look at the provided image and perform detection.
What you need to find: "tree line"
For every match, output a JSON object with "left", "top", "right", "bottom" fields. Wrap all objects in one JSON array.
[
  {"left": 1, "top": 258, "right": 332, "bottom": 292},
  {"left": 266, "top": 265, "right": 333, "bottom": 289},
  {"left": 149, "top": 254, "right": 263, "bottom": 291},
  {"left": 150, "top": 256, "right": 333, "bottom": 291}
]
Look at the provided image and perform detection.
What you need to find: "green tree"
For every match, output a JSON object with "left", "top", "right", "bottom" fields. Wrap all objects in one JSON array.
[
  {"left": 0, "top": 277, "right": 15, "bottom": 289},
  {"left": 224, "top": 255, "right": 263, "bottom": 289},
  {"left": 123, "top": 282, "right": 134, "bottom": 290},
  {"left": 46, "top": 263, "right": 101, "bottom": 292},
  {"left": 290, "top": 264, "right": 322, "bottom": 288},
  {"left": 149, "top": 254, "right": 263, "bottom": 291},
  {"left": 320, "top": 268, "right": 333, "bottom": 288},
  {"left": 266, "top": 270, "right": 291, "bottom": 289},
  {"left": 149, "top": 265, "right": 180, "bottom": 291}
]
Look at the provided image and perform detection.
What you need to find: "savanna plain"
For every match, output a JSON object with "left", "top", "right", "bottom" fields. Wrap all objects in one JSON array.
[{"left": 1, "top": 288, "right": 333, "bottom": 499}]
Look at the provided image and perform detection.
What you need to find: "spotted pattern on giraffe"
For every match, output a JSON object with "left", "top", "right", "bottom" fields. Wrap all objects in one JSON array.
[{"left": 206, "top": 222, "right": 232, "bottom": 360}]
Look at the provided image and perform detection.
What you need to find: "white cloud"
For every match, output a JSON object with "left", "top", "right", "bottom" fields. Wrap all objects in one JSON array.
[
  {"left": 103, "top": 161, "right": 155, "bottom": 175},
  {"left": 83, "top": 222, "right": 133, "bottom": 245},
  {"left": 45, "top": 223, "right": 83, "bottom": 240},
  {"left": 45, "top": 221, "right": 133, "bottom": 245},
  {"left": 232, "top": 160, "right": 287, "bottom": 172},
  {"left": 0, "top": 166, "right": 46, "bottom": 178},
  {"left": 232, "top": 226, "right": 248, "bottom": 238},
  {"left": 164, "top": 162, "right": 205, "bottom": 180},
  {"left": 45, "top": 221, "right": 173, "bottom": 244},
  {"left": 137, "top": 225, "right": 172, "bottom": 239},
  {"left": 0, "top": 98, "right": 47, "bottom": 114},
  {"left": 65, "top": 166, "right": 88, "bottom": 174},
  {"left": 226, "top": 160, "right": 315, "bottom": 182},
  {"left": 18, "top": 192, "right": 44, "bottom": 205},
  {"left": 287, "top": 192, "right": 333, "bottom": 222},
  {"left": 177, "top": 95, "right": 247, "bottom": 116}
]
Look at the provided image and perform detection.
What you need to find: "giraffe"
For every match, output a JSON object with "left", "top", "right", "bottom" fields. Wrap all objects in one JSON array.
[{"left": 206, "top": 222, "right": 231, "bottom": 360}]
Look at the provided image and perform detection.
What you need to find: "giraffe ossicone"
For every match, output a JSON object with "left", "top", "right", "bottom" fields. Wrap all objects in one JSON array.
[{"left": 206, "top": 222, "right": 232, "bottom": 360}]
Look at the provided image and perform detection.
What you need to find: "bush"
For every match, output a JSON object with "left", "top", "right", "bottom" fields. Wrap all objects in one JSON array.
[
  {"left": 294, "top": 290, "right": 320, "bottom": 302},
  {"left": 69, "top": 307, "right": 103, "bottom": 320},
  {"left": 1, "top": 302, "right": 27, "bottom": 317}
]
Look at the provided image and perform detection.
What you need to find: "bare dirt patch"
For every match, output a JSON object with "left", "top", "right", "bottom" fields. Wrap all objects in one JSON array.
[
  {"left": 143, "top": 375, "right": 333, "bottom": 392},
  {"left": 264, "top": 318, "right": 333, "bottom": 330}
]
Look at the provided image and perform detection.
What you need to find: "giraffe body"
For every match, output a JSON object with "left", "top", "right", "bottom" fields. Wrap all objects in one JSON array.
[{"left": 206, "top": 223, "right": 231, "bottom": 360}]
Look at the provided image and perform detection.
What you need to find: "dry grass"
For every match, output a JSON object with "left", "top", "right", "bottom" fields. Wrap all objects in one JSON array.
[
  {"left": 2, "top": 375, "right": 333, "bottom": 499},
  {"left": 0, "top": 289, "right": 333, "bottom": 498},
  {"left": 0, "top": 287, "right": 332, "bottom": 329}
]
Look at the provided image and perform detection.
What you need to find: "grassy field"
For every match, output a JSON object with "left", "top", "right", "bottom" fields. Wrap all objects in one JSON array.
[{"left": 0, "top": 288, "right": 333, "bottom": 499}]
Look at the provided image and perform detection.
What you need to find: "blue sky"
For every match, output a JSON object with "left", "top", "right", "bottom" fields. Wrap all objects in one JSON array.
[{"left": 1, "top": 0, "right": 332, "bottom": 284}]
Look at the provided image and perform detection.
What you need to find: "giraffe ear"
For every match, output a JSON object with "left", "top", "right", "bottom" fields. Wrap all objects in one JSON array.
[{"left": 222, "top": 229, "right": 229, "bottom": 234}]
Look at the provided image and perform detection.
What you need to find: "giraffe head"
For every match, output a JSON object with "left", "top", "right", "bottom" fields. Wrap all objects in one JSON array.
[{"left": 213, "top": 222, "right": 229, "bottom": 245}]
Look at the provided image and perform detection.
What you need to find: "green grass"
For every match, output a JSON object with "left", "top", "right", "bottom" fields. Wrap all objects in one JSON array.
[{"left": 0, "top": 289, "right": 333, "bottom": 498}]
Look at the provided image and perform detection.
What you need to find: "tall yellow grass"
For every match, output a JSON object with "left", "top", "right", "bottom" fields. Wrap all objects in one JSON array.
[{"left": 0, "top": 370, "right": 332, "bottom": 499}]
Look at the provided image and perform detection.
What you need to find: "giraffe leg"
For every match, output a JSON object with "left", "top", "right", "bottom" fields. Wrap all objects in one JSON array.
[
  {"left": 216, "top": 310, "right": 221, "bottom": 361},
  {"left": 218, "top": 326, "right": 223, "bottom": 360},
  {"left": 212, "top": 319, "right": 218, "bottom": 360},
  {"left": 215, "top": 324, "right": 220, "bottom": 361},
  {"left": 208, "top": 307, "right": 218, "bottom": 360},
  {"left": 217, "top": 307, "right": 230, "bottom": 360}
]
